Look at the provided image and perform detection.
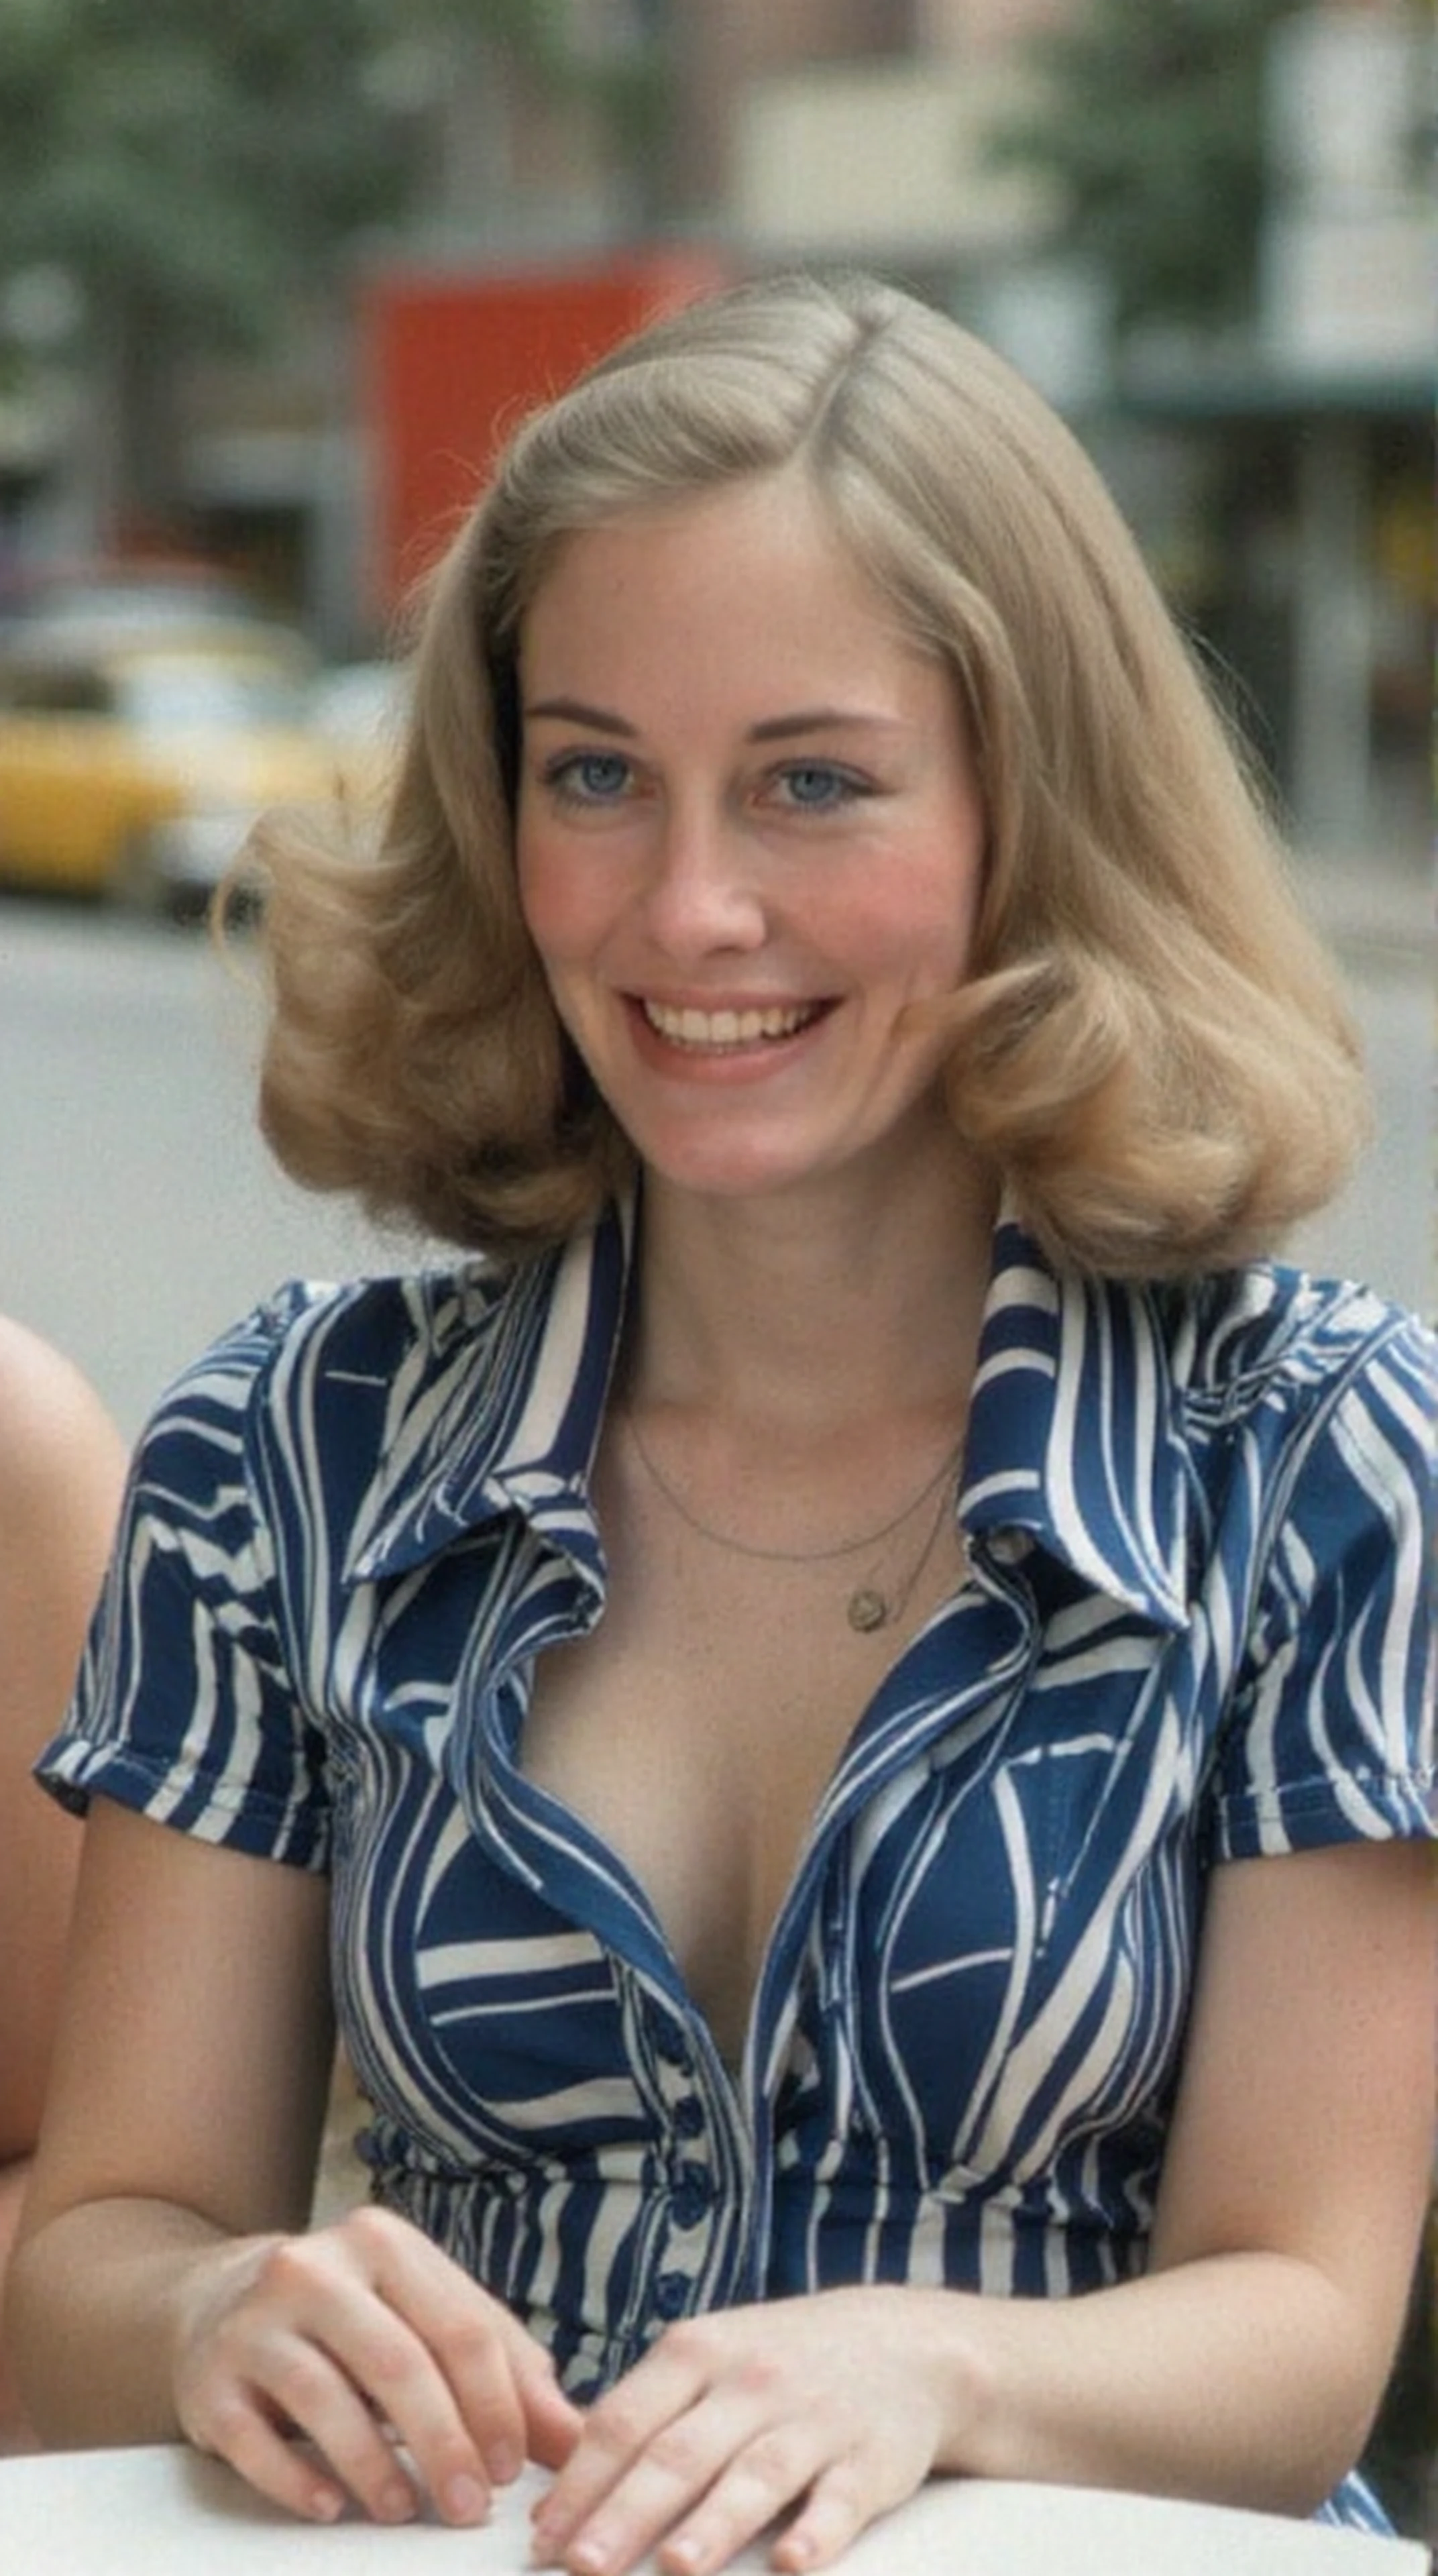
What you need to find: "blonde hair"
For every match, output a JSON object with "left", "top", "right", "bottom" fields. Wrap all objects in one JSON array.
[{"left": 252, "top": 270, "right": 1368, "bottom": 1276}]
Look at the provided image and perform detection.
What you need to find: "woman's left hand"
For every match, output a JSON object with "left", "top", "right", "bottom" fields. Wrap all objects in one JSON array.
[{"left": 529, "top": 2286, "right": 952, "bottom": 2575}]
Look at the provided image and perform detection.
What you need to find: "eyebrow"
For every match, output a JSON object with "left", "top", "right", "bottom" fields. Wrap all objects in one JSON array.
[
  {"left": 523, "top": 697, "right": 638, "bottom": 737},
  {"left": 522, "top": 697, "right": 901, "bottom": 743}
]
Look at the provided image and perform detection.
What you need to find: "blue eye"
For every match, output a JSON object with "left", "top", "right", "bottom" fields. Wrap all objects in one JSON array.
[
  {"left": 776, "top": 763, "right": 859, "bottom": 810},
  {"left": 549, "top": 750, "right": 632, "bottom": 803}
]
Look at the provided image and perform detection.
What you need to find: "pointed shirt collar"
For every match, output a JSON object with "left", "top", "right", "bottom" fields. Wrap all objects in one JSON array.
[{"left": 345, "top": 1197, "right": 1191, "bottom": 1631}]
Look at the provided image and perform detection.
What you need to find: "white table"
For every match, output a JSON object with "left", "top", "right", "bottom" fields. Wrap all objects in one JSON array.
[{"left": 0, "top": 2447, "right": 1426, "bottom": 2573}]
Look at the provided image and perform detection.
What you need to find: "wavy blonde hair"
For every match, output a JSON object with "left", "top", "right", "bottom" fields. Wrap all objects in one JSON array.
[{"left": 251, "top": 270, "right": 1367, "bottom": 1276}]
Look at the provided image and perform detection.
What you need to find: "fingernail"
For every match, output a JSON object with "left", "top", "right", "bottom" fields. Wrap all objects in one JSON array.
[
  {"left": 488, "top": 2440, "right": 521, "bottom": 2485},
  {"left": 445, "top": 2473, "right": 489, "bottom": 2524},
  {"left": 377, "top": 2481, "right": 417, "bottom": 2524}
]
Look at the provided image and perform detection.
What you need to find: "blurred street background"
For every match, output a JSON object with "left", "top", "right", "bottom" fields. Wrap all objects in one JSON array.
[{"left": 0, "top": 0, "right": 1433, "bottom": 2540}]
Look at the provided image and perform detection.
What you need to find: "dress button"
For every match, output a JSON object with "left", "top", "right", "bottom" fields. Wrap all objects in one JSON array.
[
  {"left": 653, "top": 2015, "right": 692, "bottom": 2070},
  {"left": 671, "top": 2095, "right": 704, "bottom": 2140},
  {"left": 670, "top": 2165, "right": 710, "bottom": 2230},
  {"left": 653, "top": 2271, "right": 691, "bottom": 2320},
  {"left": 988, "top": 1528, "right": 1032, "bottom": 1566}
]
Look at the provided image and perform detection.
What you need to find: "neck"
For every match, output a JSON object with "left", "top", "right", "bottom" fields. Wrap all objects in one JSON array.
[{"left": 628, "top": 1152, "right": 996, "bottom": 1436}]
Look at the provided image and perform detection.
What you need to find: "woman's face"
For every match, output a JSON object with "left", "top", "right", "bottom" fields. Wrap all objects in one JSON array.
[{"left": 514, "top": 471, "right": 987, "bottom": 1209}]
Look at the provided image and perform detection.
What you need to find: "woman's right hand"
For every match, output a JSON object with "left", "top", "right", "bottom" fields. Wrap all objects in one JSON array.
[{"left": 172, "top": 2204, "right": 583, "bottom": 2528}]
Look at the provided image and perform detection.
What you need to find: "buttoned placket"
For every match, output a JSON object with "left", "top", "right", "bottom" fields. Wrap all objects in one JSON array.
[
  {"left": 461, "top": 1375, "right": 1051, "bottom": 2339},
  {"left": 728, "top": 1556, "right": 1043, "bottom": 2292},
  {"left": 643, "top": 2000, "right": 742, "bottom": 2321}
]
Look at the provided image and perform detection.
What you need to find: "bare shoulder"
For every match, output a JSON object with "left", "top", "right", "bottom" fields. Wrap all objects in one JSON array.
[
  {"left": 0, "top": 1317, "right": 127, "bottom": 1546},
  {"left": 0, "top": 1326, "right": 126, "bottom": 2158},
  {"left": 0, "top": 1318, "right": 126, "bottom": 1730}
]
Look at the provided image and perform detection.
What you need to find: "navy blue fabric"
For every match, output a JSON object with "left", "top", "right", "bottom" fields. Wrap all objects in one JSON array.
[{"left": 42, "top": 1203, "right": 1436, "bottom": 2530}]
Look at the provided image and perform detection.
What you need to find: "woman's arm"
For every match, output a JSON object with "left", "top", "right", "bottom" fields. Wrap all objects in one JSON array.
[
  {"left": 948, "top": 1835, "right": 1436, "bottom": 2499},
  {"left": 6, "top": 1798, "right": 579, "bottom": 2514},
  {"left": 0, "top": 1318, "right": 126, "bottom": 2439},
  {"left": 528, "top": 1836, "right": 1437, "bottom": 2576},
  {"left": 7, "top": 1799, "right": 339, "bottom": 2440}
]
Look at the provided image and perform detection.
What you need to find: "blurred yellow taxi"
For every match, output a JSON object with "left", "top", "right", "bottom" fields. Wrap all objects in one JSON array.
[{"left": 0, "top": 621, "right": 335, "bottom": 914}]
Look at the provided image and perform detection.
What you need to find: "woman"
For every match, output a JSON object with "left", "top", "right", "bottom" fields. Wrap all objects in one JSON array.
[
  {"left": 0, "top": 1316, "right": 124, "bottom": 2447},
  {"left": 8, "top": 275, "right": 1434, "bottom": 2575}
]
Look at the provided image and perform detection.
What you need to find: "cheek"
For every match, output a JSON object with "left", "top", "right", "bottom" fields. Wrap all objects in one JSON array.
[
  {"left": 851, "top": 861, "right": 981, "bottom": 991},
  {"left": 515, "top": 838, "right": 597, "bottom": 967}
]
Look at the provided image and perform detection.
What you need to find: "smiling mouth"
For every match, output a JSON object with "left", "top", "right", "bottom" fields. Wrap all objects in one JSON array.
[{"left": 641, "top": 1000, "right": 825, "bottom": 1049}]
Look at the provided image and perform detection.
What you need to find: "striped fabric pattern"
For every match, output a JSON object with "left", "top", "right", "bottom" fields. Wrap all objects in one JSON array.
[{"left": 42, "top": 1203, "right": 1435, "bottom": 2531}]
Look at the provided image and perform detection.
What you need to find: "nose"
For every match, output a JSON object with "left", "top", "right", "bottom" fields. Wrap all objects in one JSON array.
[{"left": 641, "top": 802, "right": 767, "bottom": 959}]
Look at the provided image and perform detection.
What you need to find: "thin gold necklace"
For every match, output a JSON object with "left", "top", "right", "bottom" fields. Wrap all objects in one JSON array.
[{"left": 624, "top": 1409, "right": 964, "bottom": 1634}]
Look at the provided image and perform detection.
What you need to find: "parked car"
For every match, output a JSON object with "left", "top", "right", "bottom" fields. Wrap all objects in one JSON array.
[
  {"left": 0, "top": 555, "right": 269, "bottom": 648},
  {"left": 0, "top": 623, "right": 334, "bottom": 914}
]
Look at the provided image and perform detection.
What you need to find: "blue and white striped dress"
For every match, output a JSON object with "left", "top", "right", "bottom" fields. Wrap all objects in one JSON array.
[{"left": 42, "top": 1204, "right": 1435, "bottom": 2530}]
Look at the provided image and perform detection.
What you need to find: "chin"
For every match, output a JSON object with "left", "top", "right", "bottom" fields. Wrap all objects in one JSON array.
[
  {"left": 630, "top": 1126, "right": 823, "bottom": 1200},
  {"left": 643, "top": 1155, "right": 806, "bottom": 1201}
]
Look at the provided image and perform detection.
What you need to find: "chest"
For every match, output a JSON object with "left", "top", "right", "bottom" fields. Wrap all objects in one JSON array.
[
  {"left": 520, "top": 1495, "right": 966, "bottom": 2068},
  {"left": 330, "top": 1555, "right": 1207, "bottom": 2248}
]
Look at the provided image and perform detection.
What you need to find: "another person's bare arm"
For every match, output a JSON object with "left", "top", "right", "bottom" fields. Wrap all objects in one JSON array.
[{"left": 0, "top": 1318, "right": 125, "bottom": 2443}]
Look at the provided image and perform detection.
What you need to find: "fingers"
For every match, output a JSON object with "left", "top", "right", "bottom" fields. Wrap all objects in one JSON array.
[
  {"left": 179, "top": 2222, "right": 930, "bottom": 2573},
  {"left": 769, "top": 2462, "right": 873, "bottom": 2574},
  {"left": 535, "top": 2394, "right": 829, "bottom": 2576},
  {"left": 176, "top": 2208, "right": 581, "bottom": 2529},
  {"left": 192, "top": 2349, "right": 417, "bottom": 2528},
  {"left": 537, "top": 2438, "right": 894, "bottom": 2576},
  {"left": 519, "top": 2341, "right": 588, "bottom": 2473},
  {"left": 531, "top": 2339, "right": 812, "bottom": 2575},
  {"left": 182, "top": 2235, "right": 490, "bottom": 2527},
  {"left": 530, "top": 2301, "right": 938, "bottom": 2576}
]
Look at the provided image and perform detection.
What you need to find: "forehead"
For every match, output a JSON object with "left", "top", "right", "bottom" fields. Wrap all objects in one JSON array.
[{"left": 520, "top": 474, "right": 918, "bottom": 677}]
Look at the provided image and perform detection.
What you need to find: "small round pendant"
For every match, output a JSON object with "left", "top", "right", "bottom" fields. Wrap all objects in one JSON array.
[{"left": 846, "top": 1587, "right": 889, "bottom": 1634}]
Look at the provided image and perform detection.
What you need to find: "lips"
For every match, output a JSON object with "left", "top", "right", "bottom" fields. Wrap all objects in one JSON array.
[{"left": 641, "top": 999, "right": 825, "bottom": 1049}]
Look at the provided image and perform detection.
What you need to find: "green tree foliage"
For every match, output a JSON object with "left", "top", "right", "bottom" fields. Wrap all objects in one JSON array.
[
  {"left": 0, "top": 0, "right": 666, "bottom": 350},
  {"left": 0, "top": 0, "right": 447, "bottom": 345},
  {"left": 0, "top": 0, "right": 634, "bottom": 534},
  {"left": 1001, "top": 0, "right": 1311, "bottom": 335}
]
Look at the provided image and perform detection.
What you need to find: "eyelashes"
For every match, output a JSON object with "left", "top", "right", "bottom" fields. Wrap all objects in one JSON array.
[
  {"left": 541, "top": 750, "right": 634, "bottom": 808},
  {"left": 771, "top": 762, "right": 869, "bottom": 812},
  {"left": 536, "top": 751, "right": 875, "bottom": 816}
]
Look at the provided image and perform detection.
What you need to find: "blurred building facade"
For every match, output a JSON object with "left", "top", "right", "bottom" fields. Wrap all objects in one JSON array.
[
  {"left": 6, "top": 0, "right": 1427, "bottom": 860},
  {"left": 687, "top": 0, "right": 1431, "bottom": 861},
  {"left": 1115, "top": 2, "right": 1433, "bottom": 861}
]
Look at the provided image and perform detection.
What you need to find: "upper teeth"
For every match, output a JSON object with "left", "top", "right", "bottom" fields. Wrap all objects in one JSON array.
[{"left": 644, "top": 1002, "right": 814, "bottom": 1046}]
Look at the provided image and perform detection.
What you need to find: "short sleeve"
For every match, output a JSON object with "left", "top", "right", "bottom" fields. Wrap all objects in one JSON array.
[
  {"left": 38, "top": 1291, "right": 333, "bottom": 1870},
  {"left": 1210, "top": 1309, "right": 1435, "bottom": 1861}
]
